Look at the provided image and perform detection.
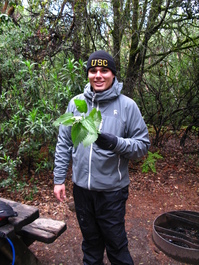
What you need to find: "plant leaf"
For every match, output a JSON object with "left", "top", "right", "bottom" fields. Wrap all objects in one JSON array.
[
  {"left": 53, "top": 113, "right": 75, "bottom": 127},
  {"left": 74, "top": 99, "right": 87, "bottom": 113},
  {"left": 71, "top": 122, "right": 88, "bottom": 147},
  {"left": 53, "top": 100, "right": 102, "bottom": 147},
  {"left": 82, "top": 132, "right": 98, "bottom": 147},
  {"left": 89, "top": 108, "right": 102, "bottom": 130},
  {"left": 81, "top": 116, "right": 98, "bottom": 134}
]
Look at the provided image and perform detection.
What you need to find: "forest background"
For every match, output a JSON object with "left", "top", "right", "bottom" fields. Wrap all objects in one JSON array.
[{"left": 0, "top": 0, "right": 198, "bottom": 195}]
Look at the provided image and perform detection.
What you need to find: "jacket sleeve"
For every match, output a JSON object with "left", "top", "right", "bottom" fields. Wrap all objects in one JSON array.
[
  {"left": 53, "top": 94, "right": 85, "bottom": 184},
  {"left": 53, "top": 99, "right": 75, "bottom": 184},
  {"left": 114, "top": 100, "right": 150, "bottom": 160},
  {"left": 53, "top": 123, "right": 73, "bottom": 184}
]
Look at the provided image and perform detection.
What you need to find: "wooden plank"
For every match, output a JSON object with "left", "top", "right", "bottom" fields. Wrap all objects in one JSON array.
[
  {"left": 0, "top": 224, "right": 14, "bottom": 237},
  {"left": 19, "top": 218, "right": 67, "bottom": 244},
  {"left": 0, "top": 224, "right": 15, "bottom": 248},
  {"left": 0, "top": 198, "right": 39, "bottom": 231}
]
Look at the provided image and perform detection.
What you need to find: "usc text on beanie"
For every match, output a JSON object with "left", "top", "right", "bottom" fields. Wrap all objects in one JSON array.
[{"left": 86, "top": 50, "right": 116, "bottom": 76}]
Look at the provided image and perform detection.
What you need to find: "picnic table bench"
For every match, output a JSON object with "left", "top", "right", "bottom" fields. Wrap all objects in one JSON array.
[{"left": 0, "top": 198, "right": 66, "bottom": 265}]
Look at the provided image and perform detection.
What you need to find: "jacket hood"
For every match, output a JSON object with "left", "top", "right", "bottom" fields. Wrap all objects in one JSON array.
[{"left": 84, "top": 77, "right": 123, "bottom": 103}]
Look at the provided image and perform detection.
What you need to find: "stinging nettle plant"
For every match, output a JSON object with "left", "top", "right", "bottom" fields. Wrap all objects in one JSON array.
[{"left": 53, "top": 99, "right": 102, "bottom": 147}]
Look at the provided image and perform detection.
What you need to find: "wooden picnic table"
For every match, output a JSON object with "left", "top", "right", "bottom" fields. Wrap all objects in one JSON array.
[{"left": 0, "top": 197, "right": 66, "bottom": 265}]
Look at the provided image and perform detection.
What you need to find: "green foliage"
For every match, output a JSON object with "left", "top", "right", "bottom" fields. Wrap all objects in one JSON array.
[
  {"left": 0, "top": 14, "right": 87, "bottom": 186},
  {"left": 141, "top": 151, "right": 163, "bottom": 173},
  {"left": 58, "top": 57, "right": 87, "bottom": 96},
  {"left": 53, "top": 100, "right": 102, "bottom": 147},
  {"left": 0, "top": 151, "right": 21, "bottom": 188}
]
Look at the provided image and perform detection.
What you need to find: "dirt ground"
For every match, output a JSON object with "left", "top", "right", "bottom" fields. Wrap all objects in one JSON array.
[{"left": 1, "top": 138, "right": 199, "bottom": 265}]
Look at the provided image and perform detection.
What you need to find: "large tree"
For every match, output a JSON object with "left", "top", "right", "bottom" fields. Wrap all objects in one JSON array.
[{"left": 109, "top": 0, "right": 199, "bottom": 94}]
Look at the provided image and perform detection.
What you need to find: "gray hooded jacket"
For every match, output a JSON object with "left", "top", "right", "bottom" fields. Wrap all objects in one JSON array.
[{"left": 54, "top": 78, "right": 150, "bottom": 191}]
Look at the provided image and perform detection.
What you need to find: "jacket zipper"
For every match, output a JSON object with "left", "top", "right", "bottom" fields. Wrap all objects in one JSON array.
[
  {"left": 88, "top": 93, "right": 97, "bottom": 190},
  {"left": 118, "top": 155, "right": 122, "bottom": 180}
]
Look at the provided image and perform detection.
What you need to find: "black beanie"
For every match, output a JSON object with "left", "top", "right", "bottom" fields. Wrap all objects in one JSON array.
[{"left": 86, "top": 50, "right": 116, "bottom": 76}]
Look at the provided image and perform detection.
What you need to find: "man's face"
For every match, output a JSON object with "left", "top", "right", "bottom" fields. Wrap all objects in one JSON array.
[{"left": 88, "top": 67, "right": 115, "bottom": 92}]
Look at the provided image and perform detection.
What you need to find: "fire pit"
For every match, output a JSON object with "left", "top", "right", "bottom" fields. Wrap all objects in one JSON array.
[{"left": 153, "top": 211, "right": 199, "bottom": 264}]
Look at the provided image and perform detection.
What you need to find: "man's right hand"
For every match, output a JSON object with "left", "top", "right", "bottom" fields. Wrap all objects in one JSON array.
[{"left": 54, "top": 184, "right": 66, "bottom": 202}]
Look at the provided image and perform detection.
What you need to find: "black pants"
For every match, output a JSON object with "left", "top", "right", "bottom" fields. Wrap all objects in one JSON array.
[{"left": 73, "top": 184, "right": 134, "bottom": 265}]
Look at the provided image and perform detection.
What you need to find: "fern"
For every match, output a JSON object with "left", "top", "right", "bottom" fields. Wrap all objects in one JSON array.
[
  {"left": 53, "top": 99, "right": 102, "bottom": 147},
  {"left": 141, "top": 151, "right": 163, "bottom": 173}
]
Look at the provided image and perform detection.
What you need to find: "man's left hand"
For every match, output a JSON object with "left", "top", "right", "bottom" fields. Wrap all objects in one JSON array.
[{"left": 95, "top": 133, "right": 117, "bottom": 150}]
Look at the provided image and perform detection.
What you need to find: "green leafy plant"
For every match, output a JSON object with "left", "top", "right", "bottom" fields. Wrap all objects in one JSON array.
[
  {"left": 53, "top": 99, "right": 102, "bottom": 147},
  {"left": 141, "top": 151, "right": 163, "bottom": 173},
  {"left": 0, "top": 153, "right": 22, "bottom": 188}
]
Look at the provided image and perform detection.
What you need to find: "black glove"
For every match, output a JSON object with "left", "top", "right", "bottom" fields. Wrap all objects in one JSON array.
[{"left": 95, "top": 133, "right": 117, "bottom": 150}]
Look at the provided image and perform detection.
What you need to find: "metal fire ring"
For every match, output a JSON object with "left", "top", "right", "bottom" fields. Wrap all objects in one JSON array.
[{"left": 153, "top": 211, "right": 199, "bottom": 264}]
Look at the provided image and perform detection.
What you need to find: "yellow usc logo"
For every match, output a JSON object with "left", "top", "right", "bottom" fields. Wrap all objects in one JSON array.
[{"left": 91, "top": 59, "right": 108, "bottom": 67}]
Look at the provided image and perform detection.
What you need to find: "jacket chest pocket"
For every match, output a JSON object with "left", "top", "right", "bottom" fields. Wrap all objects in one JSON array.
[{"left": 100, "top": 115, "right": 125, "bottom": 137}]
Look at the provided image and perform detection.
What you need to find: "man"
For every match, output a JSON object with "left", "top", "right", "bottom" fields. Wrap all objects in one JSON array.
[{"left": 54, "top": 50, "right": 150, "bottom": 265}]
